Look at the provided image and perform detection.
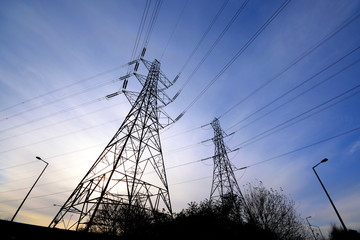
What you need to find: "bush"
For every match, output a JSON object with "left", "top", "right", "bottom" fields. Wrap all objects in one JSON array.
[
  {"left": 329, "top": 225, "right": 360, "bottom": 240},
  {"left": 86, "top": 181, "right": 310, "bottom": 240}
]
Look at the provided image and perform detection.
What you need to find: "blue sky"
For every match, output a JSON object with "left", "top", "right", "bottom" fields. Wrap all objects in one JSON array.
[{"left": 0, "top": 0, "right": 360, "bottom": 235}]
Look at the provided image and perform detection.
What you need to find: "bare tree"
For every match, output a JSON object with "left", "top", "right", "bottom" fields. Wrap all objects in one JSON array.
[{"left": 242, "top": 180, "right": 308, "bottom": 240}]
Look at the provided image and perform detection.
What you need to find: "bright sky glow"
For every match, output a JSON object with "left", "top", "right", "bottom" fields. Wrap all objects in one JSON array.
[{"left": 0, "top": 0, "right": 359, "bottom": 236}]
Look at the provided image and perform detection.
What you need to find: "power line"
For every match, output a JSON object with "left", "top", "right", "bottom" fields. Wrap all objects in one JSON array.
[
  {"left": 226, "top": 46, "right": 360, "bottom": 131},
  {"left": 232, "top": 83, "right": 360, "bottom": 148},
  {"left": 160, "top": 0, "right": 189, "bottom": 61},
  {"left": 0, "top": 101, "right": 124, "bottom": 143},
  {"left": 171, "top": 9, "right": 360, "bottom": 130},
  {"left": 232, "top": 58, "right": 360, "bottom": 134},
  {"left": 177, "top": 0, "right": 230, "bottom": 75},
  {"left": 0, "top": 173, "right": 39, "bottom": 185},
  {"left": 3, "top": 118, "right": 359, "bottom": 207},
  {"left": 0, "top": 205, "right": 55, "bottom": 214},
  {"left": 0, "top": 61, "right": 133, "bottom": 114},
  {"left": 171, "top": 175, "right": 212, "bottom": 186},
  {"left": 218, "top": 11, "right": 360, "bottom": 119},
  {"left": 162, "top": 125, "right": 203, "bottom": 139},
  {"left": 235, "top": 125, "right": 360, "bottom": 170},
  {"left": 129, "top": 0, "right": 151, "bottom": 65},
  {"left": 171, "top": 0, "right": 249, "bottom": 105},
  {"left": 0, "top": 190, "right": 72, "bottom": 204},
  {"left": 0, "top": 118, "right": 122, "bottom": 154},
  {"left": 0, "top": 157, "right": 206, "bottom": 208},
  {"left": 0, "top": 173, "right": 84, "bottom": 195},
  {"left": 164, "top": 142, "right": 202, "bottom": 154},
  {"left": 1, "top": 174, "right": 214, "bottom": 204},
  {"left": 3, "top": 124, "right": 359, "bottom": 204},
  {"left": 1, "top": 134, "right": 202, "bottom": 191},
  {"left": 0, "top": 186, "right": 32, "bottom": 194},
  {"left": 192, "top": 124, "right": 360, "bottom": 172},
  {"left": 241, "top": 90, "right": 360, "bottom": 149},
  {"left": 0, "top": 118, "right": 203, "bottom": 156},
  {"left": 46, "top": 143, "right": 106, "bottom": 160},
  {"left": 0, "top": 144, "right": 107, "bottom": 184},
  {"left": 0, "top": 161, "right": 37, "bottom": 171},
  {"left": 175, "top": 0, "right": 292, "bottom": 122},
  {"left": 0, "top": 142, "right": 205, "bottom": 193},
  {"left": 9, "top": 117, "right": 359, "bottom": 199},
  {"left": 0, "top": 92, "right": 122, "bottom": 134},
  {"left": 0, "top": 174, "right": 213, "bottom": 207},
  {"left": 0, "top": 77, "right": 121, "bottom": 122},
  {"left": 142, "top": 0, "right": 163, "bottom": 51}
]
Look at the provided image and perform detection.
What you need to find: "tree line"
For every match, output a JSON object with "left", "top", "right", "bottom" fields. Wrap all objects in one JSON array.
[{"left": 88, "top": 180, "right": 359, "bottom": 240}]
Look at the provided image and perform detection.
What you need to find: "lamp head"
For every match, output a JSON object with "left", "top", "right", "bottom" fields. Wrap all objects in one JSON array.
[
  {"left": 35, "top": 156, "right": 48, "bottom": 165},
  {"left": 321, "top": 158, "right": 328, "bottom": 163}
]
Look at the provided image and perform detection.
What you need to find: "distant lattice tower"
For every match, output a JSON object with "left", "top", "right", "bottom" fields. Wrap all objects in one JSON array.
[
  {"left": 209, "top": 118, "right": 243, "bottom": 202},
  {"left": 49, "top": 58, "right": 175, "bottom": 232}
]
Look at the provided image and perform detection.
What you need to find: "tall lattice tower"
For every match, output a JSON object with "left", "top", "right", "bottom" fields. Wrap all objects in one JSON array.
[
  {"left": 49, "top": 58, "right": 174, "bottom": 232},
  {"left": 209, "top": 118, "right": 242, "bottom": 202}
]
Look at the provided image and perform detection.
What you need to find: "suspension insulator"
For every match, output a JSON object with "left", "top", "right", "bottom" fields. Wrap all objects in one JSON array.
[
  {"left": 134, "top": 62, "right": 139, "bottom": 71},
  {"left": 141, "top": 47, "right": 146, "bottom": 57},
  {"left": 122, "top": 79, "right": 128, "bottom": 89}
]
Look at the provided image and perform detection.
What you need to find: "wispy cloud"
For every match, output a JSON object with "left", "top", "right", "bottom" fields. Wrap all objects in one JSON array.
[{"left": 349, "top": 140, "right": 360, "bottom": 154}]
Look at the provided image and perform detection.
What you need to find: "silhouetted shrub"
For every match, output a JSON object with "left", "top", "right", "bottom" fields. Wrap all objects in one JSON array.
[
  {"left": 329, "top": 225, "right": 360, "bottom": 240},
  {"left": 86, "top": 181, "right": 310, "bottom": 240}
]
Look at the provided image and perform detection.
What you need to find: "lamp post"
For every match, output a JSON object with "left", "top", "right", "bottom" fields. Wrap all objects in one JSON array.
[
  {"left": 312, "top": 158, "right": 347, "bottom": 231},
  {"left": 53, "top": 204, "right": 72, "bottom": 229},
  {"left": 306, "top": 216, "right": 325, "bottom": 240},
  {"left": 306, "top": 216, "right": 316, "bottom": 240},
  {"left": 312, "top": 225, "right": 325, "bottom": 240},
  {"left": 11, "top": 156, "right": 48, "bottom": 222}
]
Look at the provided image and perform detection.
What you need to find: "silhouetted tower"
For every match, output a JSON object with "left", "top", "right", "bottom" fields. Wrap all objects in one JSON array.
[
  {"left": 49, "top": 58, "right": 174, "bottom": 232},
  {"left": 209, "top": 118, "right": 242, "bottom": 202}
]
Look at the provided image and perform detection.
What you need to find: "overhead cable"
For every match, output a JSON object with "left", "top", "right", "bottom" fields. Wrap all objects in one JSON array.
[
  {"left": 175, "top": 0, "right": 292, "bottom": 122},
  {"left": 226, "top": 46, "right": 360, "bottom": 130},
  {"left": 1, "top": 61, "right": 134, "bottom": 114},
  {"left": 235, "top": 125, "right": 360, "bottom": 170},
  {"left": 233, "top": 83, "right": 360, "bottom": 148},
  {"left": 160, "top": 0, "right": 189, "bottom": 60},
  {"left": 172, "top": 0, "right": 249, "bottom": 104},
  {"left": 218, "top": 11, "right": 360, "bottom": 119},
  {"left": 232, "top": 58, "right": 360, "bottom": 133},
  {"left": 177, "top": 0, "right": 230, "bottom": 75}
]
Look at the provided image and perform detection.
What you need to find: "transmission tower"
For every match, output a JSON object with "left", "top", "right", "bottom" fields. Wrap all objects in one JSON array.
[
  {"left": 209, "top": 118, "right": 242, "bottom": 202},
  {"left": 49, "top": 58, "right": 174, "bottom": 232}
]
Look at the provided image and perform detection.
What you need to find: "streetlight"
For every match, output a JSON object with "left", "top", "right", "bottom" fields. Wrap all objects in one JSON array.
[
  {"left": 306, "top": 216, "right": 316, "bottom": 240},
  {"left": 11, "top": 156, "right": 48, "bottom": 222},
  {"left": 306, "top": 216, "right": 325, "bottom": 240},
  {"left": 312, "top": 158, "right": 347, "bottom": 231},
  {"left": 53, "top": 204, "right": 72, "bottom": 229},
  {"left": 312, "top": 225, "right": 325, "bottom": 240}
]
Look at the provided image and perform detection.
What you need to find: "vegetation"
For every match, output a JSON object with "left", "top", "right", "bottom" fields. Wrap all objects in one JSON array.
[
  {"left": 89, "top": 181, "right": 310, "bottom": 239},
  {"left": 329, "top": 225, "right": 360, "bottom": 240},
  {"left": 242, "top": 181, "right": 308, "bottom": 240}
]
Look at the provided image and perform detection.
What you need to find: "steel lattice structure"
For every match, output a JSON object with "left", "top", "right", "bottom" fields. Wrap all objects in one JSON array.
[
  {"left": 210, "top": 118, "right": 243, "bottom": 202},
  {"left": 49, "top": 59, "right": 174, "bottom": 232}
]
